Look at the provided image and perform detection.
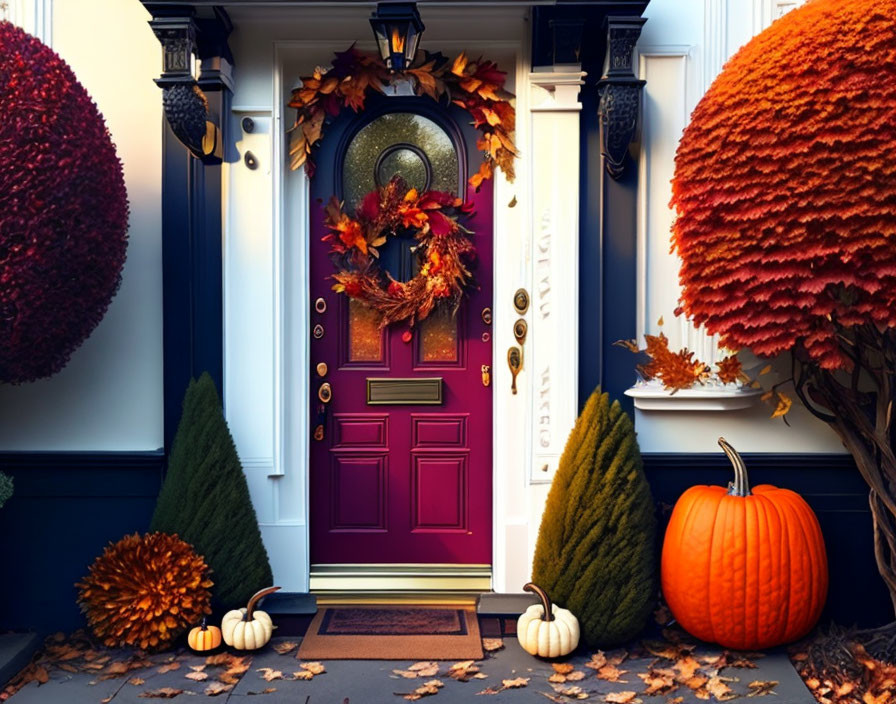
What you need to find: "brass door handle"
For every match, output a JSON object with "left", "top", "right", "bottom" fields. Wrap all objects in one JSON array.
[
  {"left": 508, "top": 347, "right": 522, "bottom": 395},
  {"left": 481, "top": 364, "right": 491, "bottom": 387}
]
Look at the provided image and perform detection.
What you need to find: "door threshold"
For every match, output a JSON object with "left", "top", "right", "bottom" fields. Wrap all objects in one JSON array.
[{"left": 310, "top": 563, "right": 492, "bottom": 598}]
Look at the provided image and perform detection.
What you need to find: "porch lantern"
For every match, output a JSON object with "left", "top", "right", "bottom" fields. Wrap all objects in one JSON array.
[{"left": 369, "top": 2, "right": 425, "bottom": 72}]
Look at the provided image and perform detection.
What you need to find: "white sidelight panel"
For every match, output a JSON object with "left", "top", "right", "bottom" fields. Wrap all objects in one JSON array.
[{"left": 526, "top": 68, "right": 583, "bottom": 485}]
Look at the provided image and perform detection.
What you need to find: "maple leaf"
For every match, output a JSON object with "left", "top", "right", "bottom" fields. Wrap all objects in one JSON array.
[
  {"left": 257, "top": 668, "right": 283, "bottom": 682},
  {"left": 746, "top": 680, "right": 778, "bottom": 696},
  {"left": 293, "top": 671, "right": 314, "bottom": 681},
  {"left": 273, "top": 641, "right": 298, "bottom": 655},
  {"left": 205, "top": 682, "right": 233, "bottom": 696},
  {"left": 138, "top": 688, "right": 183, "bottom": 699},
  {"left": 300, "top": 662, "right": 326, "bottom": 675},
  {"left": 604, "top": 692, "right": 640, "bottom": 703},
  {"left": 482, "top": 638, "right": 504, "bottom": 653},
  {"left": 502, "top": 677, "right": 529, "bottom": 688},
  {"left": 585, "top": 652, "right": 608, "bottom": 671},
  {"left": 155, "top": 662, "right": 180, "bottom": 674},
  {"left": 185, "top": 670, "right": 208, "bottom": 682},
  {"left": 596, "top": 665, "right": 627, "bottom": 683},
  {"left": 553, "top": 663, "right": 575, "bottom": 675}
]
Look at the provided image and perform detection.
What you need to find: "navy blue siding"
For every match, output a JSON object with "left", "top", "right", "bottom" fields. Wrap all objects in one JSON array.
[{"left": 0, "top": 453, "right": 163, "bottom": 634}]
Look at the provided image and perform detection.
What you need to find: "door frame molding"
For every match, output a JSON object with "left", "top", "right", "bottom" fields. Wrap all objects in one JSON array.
[{"left": 222, "top": 9, "right": 582, "bottom": 594}]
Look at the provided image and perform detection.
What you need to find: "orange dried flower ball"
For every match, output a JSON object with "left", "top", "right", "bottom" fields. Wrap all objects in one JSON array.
[
  {"left": 671, "top": 0, "right": 896, "bottom": 370},
  {"left": 76, "top": 532, "right": 213, "bottom": 651}
]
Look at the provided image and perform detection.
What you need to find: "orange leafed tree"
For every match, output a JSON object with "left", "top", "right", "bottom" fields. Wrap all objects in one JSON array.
[{"left": 671, "top": 0, "right": 896, "bottom": 615}]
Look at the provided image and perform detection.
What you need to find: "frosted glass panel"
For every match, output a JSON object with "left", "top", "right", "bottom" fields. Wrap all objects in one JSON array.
[
  {"left": 343, "top": 112, "right": 459, "bottom": 211},
  {"left": 419, "top": 305, "right": 459, "bottom": 363},
  {"left": 348, "top": 299, "right": 384, "bottom": 362}
]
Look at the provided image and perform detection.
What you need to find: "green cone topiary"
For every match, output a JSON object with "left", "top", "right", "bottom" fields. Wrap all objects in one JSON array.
[
  {"left": 531, "top": 388, "right": 657, "bottom": 648},
  {"left": 151, "top": 373, "right": 273, "bottom": 609}
]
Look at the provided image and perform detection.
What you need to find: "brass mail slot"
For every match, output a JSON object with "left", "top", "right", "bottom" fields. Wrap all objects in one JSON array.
[{"left": 366, "top": 377, "right": 443, "bottom": 405}]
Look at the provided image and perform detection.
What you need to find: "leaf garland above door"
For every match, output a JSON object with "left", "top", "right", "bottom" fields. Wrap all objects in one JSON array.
[{"left": 287, "top": 46, "right": 518, "bottom": 189}]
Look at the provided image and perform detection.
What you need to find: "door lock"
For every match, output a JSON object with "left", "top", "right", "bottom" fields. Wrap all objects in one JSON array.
[{"left": 318, "top": 382, "right": 332, "bottom": 403}]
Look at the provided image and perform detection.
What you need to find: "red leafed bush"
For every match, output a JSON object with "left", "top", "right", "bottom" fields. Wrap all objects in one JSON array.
[
  {"left": 670, "top": 0, "right": 896, "bottom": 371},
  {"left": 0, "top": 21, "right": 128, "bottom": 383}
]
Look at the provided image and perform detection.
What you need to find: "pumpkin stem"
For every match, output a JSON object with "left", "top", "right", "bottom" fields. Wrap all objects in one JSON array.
[
  {"left": 245, "top": 586, "right": 281, "bottom": 621},
  {"left": 719, "top": 437, "right": 751, "bottom": 496},
  {"left": 199, "top": 617, "right": 208, "bottom": 631},
  {"left": 523, "top": 582, "right": 554, "bottom": 622}
]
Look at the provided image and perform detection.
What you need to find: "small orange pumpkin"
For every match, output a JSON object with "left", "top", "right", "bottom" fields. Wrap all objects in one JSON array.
[
  {"left": 661, "top": 438, "right": 828, "bottom": 650},
  {"left": 187, "top": 618, "right": 222, "bottom": 652}
]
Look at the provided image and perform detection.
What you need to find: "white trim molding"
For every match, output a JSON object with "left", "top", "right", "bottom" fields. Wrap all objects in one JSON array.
[{"left": 526, "top": 67, "right": 583, "bottom": 484}]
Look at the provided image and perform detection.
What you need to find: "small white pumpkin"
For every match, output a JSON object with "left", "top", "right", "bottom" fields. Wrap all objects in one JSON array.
[
  {"left": 221, "top": 586, "right": 280, "bottom": 650},
  {"left": 516, "top": 582, "right": 580, "bottom": 658}
]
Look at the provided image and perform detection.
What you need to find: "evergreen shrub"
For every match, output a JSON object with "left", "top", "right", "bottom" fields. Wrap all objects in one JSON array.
[
  {"left": 151, "top": 373, "right": 273, "bottom": 609},
  {"left": 531, "top": 388, "right": 657, "bottom": 647}
]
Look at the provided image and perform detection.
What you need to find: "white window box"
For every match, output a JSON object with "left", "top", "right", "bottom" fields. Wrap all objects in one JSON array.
[{"left": 625, "top": 381, "right": 763, "bottom": 411}]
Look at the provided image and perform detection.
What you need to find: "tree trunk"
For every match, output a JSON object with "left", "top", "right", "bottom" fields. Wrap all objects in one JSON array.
[{"left": 798, "top": 332, "right": 896, "bottom": 618}]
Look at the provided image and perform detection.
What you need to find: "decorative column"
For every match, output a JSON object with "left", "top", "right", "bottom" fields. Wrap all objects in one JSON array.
[
  {"left": 527, "top": 66, "right": 585, "bottom": 483},
  {"left": 148, "top": 6, "right": 233, "bottom": 449},
  {"left": 594, "top": 16, "right": 647, "bottom": 410}
]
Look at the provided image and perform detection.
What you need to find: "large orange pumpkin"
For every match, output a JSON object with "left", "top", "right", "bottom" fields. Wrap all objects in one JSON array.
[{"left": 661, "top": 438, "right": 828, "bottom": 650}]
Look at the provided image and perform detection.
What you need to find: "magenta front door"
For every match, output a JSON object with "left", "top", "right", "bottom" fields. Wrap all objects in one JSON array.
[{"left": 308, "top": 97, "right": 493, "bottom": 566}]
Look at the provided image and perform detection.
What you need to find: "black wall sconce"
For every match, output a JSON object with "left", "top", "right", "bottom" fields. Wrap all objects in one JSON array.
[{"left": 369, "top": 2, "right": 425, "bottom": 72}]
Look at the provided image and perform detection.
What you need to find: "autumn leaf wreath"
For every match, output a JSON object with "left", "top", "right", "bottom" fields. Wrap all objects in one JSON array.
[{"left": 324, "top": 176, "right": 477, "bottom": 328}]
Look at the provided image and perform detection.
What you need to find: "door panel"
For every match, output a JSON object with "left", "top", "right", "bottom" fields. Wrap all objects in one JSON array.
[{"left": 309, "top": 96, "right": 492, "bottom": 566}]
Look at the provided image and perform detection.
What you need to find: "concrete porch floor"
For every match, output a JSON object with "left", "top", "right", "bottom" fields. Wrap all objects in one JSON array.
[{"left": 4, "top": 634, "right": 814, "bottom": 703}]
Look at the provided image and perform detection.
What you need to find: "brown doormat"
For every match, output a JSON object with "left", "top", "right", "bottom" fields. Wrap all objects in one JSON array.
[{"left": 296, "top": 606, "right": 484, "bottom": 660}]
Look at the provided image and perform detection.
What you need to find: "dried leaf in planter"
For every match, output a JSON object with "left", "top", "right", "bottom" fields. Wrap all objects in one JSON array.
[
  {"left": 604, "top": 692, "right": 640, "bottom": 703},
  {"left": 273, "top": 641, "right": 298, "bottom": 655},
  {"left": 185, "top": 671, "right": 208, "bottom": 681},
  {"left": 482, "top": 638, "right": 504, "bottom": 652},
  {"left": 746, "top": 680, "right": 778, "bottom": 696},
  {"left": 138, "top": 688, "right": 184, "bottom": 699},
  {"left": 300, "top": 661, "right": 326, "bottom": 675},
  {"left": 257, "top": 668, "right": 284, "bottom": 682}
]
